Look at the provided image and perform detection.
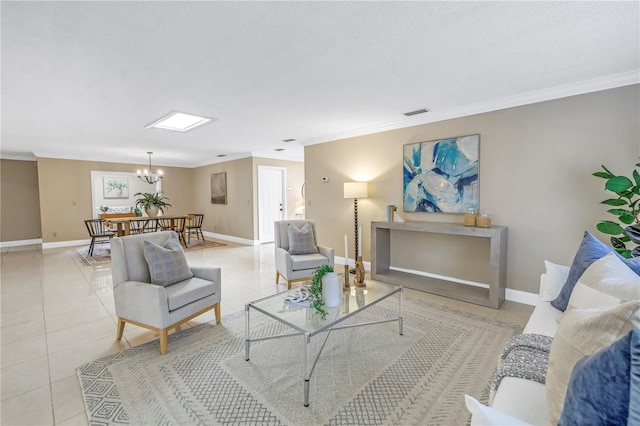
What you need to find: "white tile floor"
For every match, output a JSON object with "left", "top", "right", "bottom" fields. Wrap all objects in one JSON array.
[{"left": 0, "top": 240, "right": 533, "bottom": 425}]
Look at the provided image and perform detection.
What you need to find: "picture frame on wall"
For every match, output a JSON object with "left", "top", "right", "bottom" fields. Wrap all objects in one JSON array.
[
  {"left": 211, "top": 172, "right": 227, "bottom": 204},
  {"left": 403, "top": 134, "right": 479, "bottom": 213},
  {"left": 103, "top": 177, "right": 129, "bottom": 199}
]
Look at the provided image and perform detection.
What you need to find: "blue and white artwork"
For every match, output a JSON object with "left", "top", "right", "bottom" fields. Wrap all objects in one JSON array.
[{"left": 403, "top": 135, "right": 479, "bottom": 213}]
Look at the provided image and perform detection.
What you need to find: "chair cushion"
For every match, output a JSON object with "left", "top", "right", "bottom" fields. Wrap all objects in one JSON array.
[
  {"left": 143, "top": 233, "right": 194, "bottom": 287},
  {"left": 291, "top": 253, "right": 329, "bottom": 271},
  {"left": 287, "top": 222, "right": 318, "bottom": 255},
  {"left": 164, "top": 277, "right": 216, "bottom": 311}
]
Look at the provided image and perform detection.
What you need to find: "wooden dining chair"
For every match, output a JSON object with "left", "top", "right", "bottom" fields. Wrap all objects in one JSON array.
[
  {"left": 84, "top": 219, "right": 115, "bottom": 256},
  {"left": 129, "top": 218, "right": 157, "bottom": 234},
  {"left": 156, "top": 217, "right": 187, "bottom": 247},
  {"left": 186, "top": 213, "right": 205, "bottom": 243}
]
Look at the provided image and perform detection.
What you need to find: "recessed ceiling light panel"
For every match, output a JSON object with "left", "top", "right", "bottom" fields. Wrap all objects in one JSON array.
[{"left": 146, "top": 111, "right": 216, "bottom": 133}]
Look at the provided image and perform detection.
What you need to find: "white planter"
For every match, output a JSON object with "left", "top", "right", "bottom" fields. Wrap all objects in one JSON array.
[
  {"left": 145, "top": 205, "right": 159, "bottom": 218},
  {"left": 321, "top": 272, "right": 341, "bottom": 308}
]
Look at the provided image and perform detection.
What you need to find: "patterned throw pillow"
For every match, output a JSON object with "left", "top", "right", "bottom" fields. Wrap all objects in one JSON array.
[
  {"left": 143, "top": 233, "right": 194, "bottom": 287},
  {"left": 287, "top": 223, "right": 318, "bottom": 255}
]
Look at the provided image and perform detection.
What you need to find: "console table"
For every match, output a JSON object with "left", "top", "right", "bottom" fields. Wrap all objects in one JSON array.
[{"left": 371, "top": 221, "right": 507, "bottom": 308}]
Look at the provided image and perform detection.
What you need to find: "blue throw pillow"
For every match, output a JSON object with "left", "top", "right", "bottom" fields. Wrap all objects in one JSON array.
[
  {"left": 558, "top": 330, "right": 640, "bottom": 426},
  {"left": 551, "top": 232, "right": 640, "bottom": 311},
  {"left": 143, "top": 233, "right": 194, "bottom": 287}
]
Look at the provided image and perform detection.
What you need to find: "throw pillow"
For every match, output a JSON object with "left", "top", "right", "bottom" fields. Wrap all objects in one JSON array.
[
  {"left": 558, "top": 330, "right": 640, "bottom": 426},
  {"left": 551, "top": 231, "right": 640, "bottom": 312},
  {"left": 541, "top": 261, "right": 570, "bottom": 302},
  {"left": 464, "top": 395, "right": 531, "bottom": 426},
  {"left": 546, "top": 301, "right": 640, "bottom": 425},
  {"left": 143, "top": 233, "right": 194, "bottom": 287},
  {"left": 577, "top": 252, "right": 640, "bottom": 301},
  {"left": 287, "top": 222, "right": 318, "bottom": 255},
  {"left": 564, "top": 282, "right": 622, "bottom": 313}
]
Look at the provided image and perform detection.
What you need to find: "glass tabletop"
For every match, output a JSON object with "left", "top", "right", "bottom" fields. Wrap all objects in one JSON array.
[{"left": 247, "top": 281, "right": 402, "bottom": 336}]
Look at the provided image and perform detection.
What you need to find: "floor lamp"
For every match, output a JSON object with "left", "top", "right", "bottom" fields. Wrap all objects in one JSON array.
[{"left": 344, "top": 182, "right": 368, "bottom": 284}]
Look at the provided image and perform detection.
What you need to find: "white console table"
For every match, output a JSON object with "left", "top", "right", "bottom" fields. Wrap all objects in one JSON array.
[{"left": 371, "top": 221, "right": 507, "bottom": 308}]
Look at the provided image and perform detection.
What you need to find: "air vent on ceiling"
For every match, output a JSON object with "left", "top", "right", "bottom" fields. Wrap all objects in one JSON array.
[
  {"left": 282, "top": 139, "right": 296, "bottom": 143},
  {"left": 274, "top": 148, "right": 285, "bottom": 152},
  {"left": 216, "top": 154, "right": 227, "bottom": 158},
  {"left": 403, "top": 108, "right": 430, "bottom": 117}
]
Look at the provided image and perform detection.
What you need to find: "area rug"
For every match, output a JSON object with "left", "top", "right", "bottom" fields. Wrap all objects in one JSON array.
[
  {"left": 72, "top": 239, "right": 226, "bottom": 267},
  {"left": 77, "top": 295, "right": 521, "bottom": 425}
]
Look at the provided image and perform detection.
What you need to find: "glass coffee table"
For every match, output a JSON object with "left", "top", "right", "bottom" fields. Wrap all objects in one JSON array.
[{"left": 244, "top": 281, "right": 403, "bottom": 406}]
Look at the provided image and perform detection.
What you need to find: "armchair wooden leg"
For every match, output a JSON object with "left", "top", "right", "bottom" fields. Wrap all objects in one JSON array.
[
  {"left": 214, "top": 302, "right": 221, "bottom": 324},
  {"left": 275, "top": 271, "right": 281, "bottom": 284},
  {"left": 287, "top": 280, "right": 292, "bottom": 290},
  {"left": 159, "top": 329, "right": 169, "bottom": 355},
  {"left": 116, "top": 317, "right": 125, "bottom": 340}
]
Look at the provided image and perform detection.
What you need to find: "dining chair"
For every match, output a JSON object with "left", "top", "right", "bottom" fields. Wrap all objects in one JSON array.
[
  {"left": 186, "top": 213, "right": 205, "bottom": 243},
  {"left": 157, "top": 217, "right": 187, "bottom": 247},
  {"left": 84, "top": 219, "right": 115, "bottom": 256},
  {"left": 129, "top": 218, "right": 157, "bottom": 234}
]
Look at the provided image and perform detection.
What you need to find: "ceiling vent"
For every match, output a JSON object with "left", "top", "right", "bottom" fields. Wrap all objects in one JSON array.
[
  {"left": 403, "top": 108, "right": 430, "bottom": 117},
  {"left": 274, "top": 148, "right": 285, "bottom": 152},
  {"left": 216, "top": 154, "right": 227, "bottom": 158},
  {"left": 282, "top": 139, "right": 296, "bottom": 142}
]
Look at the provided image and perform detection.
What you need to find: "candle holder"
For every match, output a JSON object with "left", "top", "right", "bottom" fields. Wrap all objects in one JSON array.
[
  {"left": 344, "top": 264, "right": 350, "bottom": 288},
  {"left": 354, "top": 256, "right": 366, "bottom": 287}
]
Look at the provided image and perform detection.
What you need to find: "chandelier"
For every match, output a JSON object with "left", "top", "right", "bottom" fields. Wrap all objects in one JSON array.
[{"left": 137, "top": 152, "right": 163, "bottom": 184}]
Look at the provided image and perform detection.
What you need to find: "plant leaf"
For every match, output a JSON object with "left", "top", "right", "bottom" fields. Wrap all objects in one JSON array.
[
  {"left": 601, "top": 198, "right": 628, "bottom": 206},
  {"left": 634, "top": 170, "right": 640, "bottom": 186},
  {"left": 593, "top": 171, "right": 612, "bottom": 179},
  {"left": 597, "top": 221, "right": 624, "bottom": 235},
  {"left": 616, "top": 248, "right": 633, "bottom": 259},
  {"left": 601, "top": 165, "right": 614, "bottom": 175},
  {"left": 606, "top": 209, "right": 631, "bottom": 216},
  {"left": 620, "top": 214, "right": 636, "bottom": 224},
  {"left": 606, "top": 176, "right": 633, "bottom": 193},
  {"left": 611, "top": 237, "right": 627, "bottom": 249}
]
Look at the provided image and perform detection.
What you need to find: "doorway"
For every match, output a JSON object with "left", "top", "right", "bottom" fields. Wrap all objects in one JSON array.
[{"left": 258, "top": 166, "right": 286, "bottom": 243}]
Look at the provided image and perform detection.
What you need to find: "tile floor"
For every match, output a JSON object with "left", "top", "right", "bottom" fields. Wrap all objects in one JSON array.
[{"left": 0, "top": 240, "right": 533, "bottom": 425}]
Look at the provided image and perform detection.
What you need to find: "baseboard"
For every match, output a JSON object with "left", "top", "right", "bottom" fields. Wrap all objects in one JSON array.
[
  {"left": 0, "top": 238, "right": 43, "bottom": 248},
  {"left": 202, "top": 231, "right": 259, "bottom": 246},
  {"left": 42, "top": 239, "right": 90, "bottom": 249}
]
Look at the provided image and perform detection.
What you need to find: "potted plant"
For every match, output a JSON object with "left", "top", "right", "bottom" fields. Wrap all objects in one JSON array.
[
  {"left": 309, "top": 264, "right": 340, "bottom": 319},
  {"left": 593, "top": 163, "right": 640, "bottom": 258},
  {"left": 134, "top": 191, "right": 172, "bottom": 218}
]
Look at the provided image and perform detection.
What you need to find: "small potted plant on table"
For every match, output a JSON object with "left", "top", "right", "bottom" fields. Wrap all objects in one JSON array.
[{"left": 134, "top": 192, "right": 172, "bottom": 218}]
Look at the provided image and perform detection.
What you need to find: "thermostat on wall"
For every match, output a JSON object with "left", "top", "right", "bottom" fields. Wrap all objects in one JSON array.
[{"left": 321, "top": 177, "right": 329, "bottom": 182}]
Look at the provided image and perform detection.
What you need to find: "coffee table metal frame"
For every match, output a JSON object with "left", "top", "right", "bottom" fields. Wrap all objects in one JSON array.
[{"left": 244, "top": 283, "right": 403, "bottom": 407}]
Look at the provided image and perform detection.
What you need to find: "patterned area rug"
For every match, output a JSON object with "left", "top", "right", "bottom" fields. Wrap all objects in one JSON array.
[
  {"left": 72, "top": 239, "right": 226, "bottom": 266},
  {"left": 77, "top": 296, "right": 521, "bottom": 425}
]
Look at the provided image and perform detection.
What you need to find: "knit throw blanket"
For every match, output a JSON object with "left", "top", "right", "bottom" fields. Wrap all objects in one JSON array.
[{"left": 489, "top": 333, "right": 553, "bottom": 404}]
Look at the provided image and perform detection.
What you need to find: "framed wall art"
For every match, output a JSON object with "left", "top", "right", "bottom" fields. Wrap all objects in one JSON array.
[
  {"left": 403, "top": 134, "right": 479, "bottom": 213},
  {"left": 103, "top": 177, "right": 129, "bottom": 199},
  {"left": 210, "top": 172, "right": 227, "bottom": 204}
]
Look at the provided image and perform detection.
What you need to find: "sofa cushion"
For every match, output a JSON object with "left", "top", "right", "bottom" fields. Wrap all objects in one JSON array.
[
  {"left": 565, "top": 282, "right": 622, "bottom": 313},
  {"left": 287, "top": 222, "right": 318, "bottom": 255},
  {"left": 291, "top": 253, "right": 329, "bottom": 271},
  {"left": 541, "top": 261, "right": 570, "bottom": 302},
  {"left": 577, "top": 252, "right": 640, "bottom": 302},
  {"left": 164, "top": 276, "right": 216, "bottom": 311},
  {"left": 522, "top": 300, "right": 562, "bottom": 336},
  {"left": 143, "top": 233, "right": 194, "bottom": 287},
  {"left": 558, "top": 330, "right": 640, "bottom": 426},
  {"left": 465, "top": 395, "right": 530, "bottom": 425},
  {"left": 546, "top": 301, "right": 640, "bottom": 425},
  {"left": 551, "top": 231, "right": 640, "bottom": 312}
]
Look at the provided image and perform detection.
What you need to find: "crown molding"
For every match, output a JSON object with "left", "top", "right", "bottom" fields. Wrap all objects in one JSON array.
[{"left": 301, "top": 71, "right": 640, "bottom": 146}]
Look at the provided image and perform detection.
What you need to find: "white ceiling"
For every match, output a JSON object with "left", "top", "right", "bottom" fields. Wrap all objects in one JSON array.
[{"left": 2, "top": 1, "right": 638, "bottom": 168}]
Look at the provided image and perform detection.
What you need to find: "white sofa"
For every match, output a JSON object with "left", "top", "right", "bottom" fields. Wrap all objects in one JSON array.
[{"left": 467, "top": 232, "right": 640, "bottom": 425}]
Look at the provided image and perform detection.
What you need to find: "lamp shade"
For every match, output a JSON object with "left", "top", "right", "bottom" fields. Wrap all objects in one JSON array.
[{"left": 344, "top": 182, "right": 368, "bottom": 199}]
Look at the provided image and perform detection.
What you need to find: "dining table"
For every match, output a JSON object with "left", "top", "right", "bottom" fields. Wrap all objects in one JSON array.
[{"left": 107, "top": 214, "right": 193, "bottom": 239}]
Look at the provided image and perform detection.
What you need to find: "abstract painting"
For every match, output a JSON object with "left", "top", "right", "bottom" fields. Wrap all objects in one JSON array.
[
  {"left": 403, "top": 135, "right": 479, "bottom": 213},
  {"left": 211, "top": 172, "right": 227, "bottom": 204},
  {"left": 103, "top": 177, "right": 129, "bottom": 199}
]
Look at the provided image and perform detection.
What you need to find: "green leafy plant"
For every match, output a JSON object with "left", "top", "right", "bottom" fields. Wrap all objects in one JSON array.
[
  {"left": 134, "top": 191, "right": 172, "bottom": 214},
  {"left": 593, "top": 163, "right": 640, "bottom": 258},
  {"left": 309, "top": 264, "right": 334, "bottom": 319},
  {"left": 106, "top": 180, "right": 127, "bottom": 191}
]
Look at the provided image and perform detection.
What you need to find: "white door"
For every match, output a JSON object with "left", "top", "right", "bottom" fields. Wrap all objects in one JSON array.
[{"left": 258, "top": 166, "right": 286, "bottom": 243}]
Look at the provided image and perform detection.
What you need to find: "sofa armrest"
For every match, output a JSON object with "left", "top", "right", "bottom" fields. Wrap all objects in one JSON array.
[
  {"left": 190, "top": 266, "right": 222, "bottom": 296},
  {"left": 275, "top": 247, "right": 293, "bottom": 275},
  {"left": 113, "top": 280, "right": 168, "bottom": 327}
]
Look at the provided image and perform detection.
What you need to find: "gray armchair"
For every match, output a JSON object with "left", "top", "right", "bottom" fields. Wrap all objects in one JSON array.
[
  {"left": 274, "top": 220, "right": 334, "bottom": 289},
  {"left": 111, "top": 231, "right": 221, "bottom": 355}
]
